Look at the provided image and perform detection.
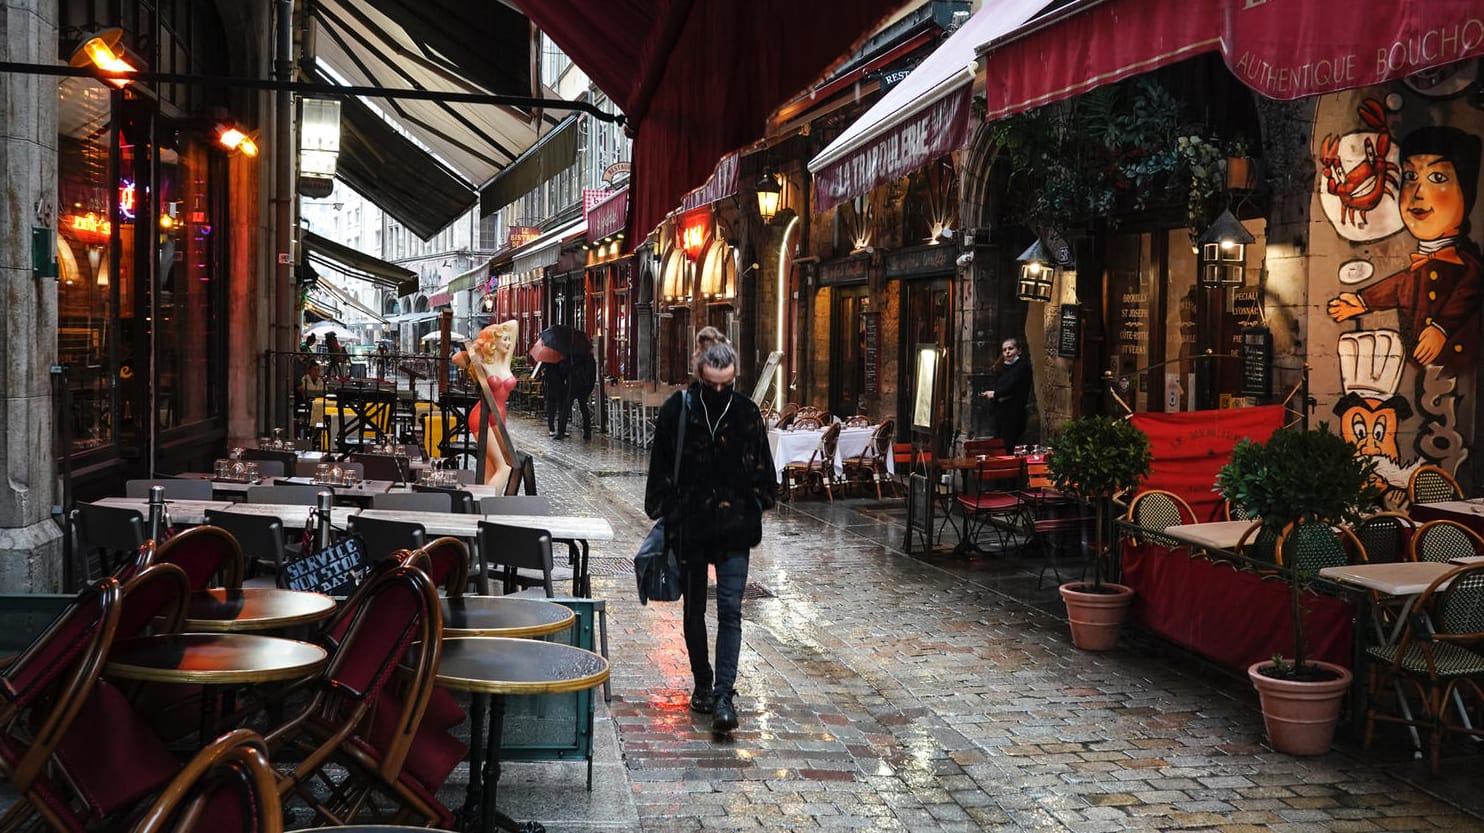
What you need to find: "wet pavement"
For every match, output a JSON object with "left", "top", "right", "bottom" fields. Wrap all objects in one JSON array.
[
  {"left": 9, "top": 406, "right": 1484, "bottom": 831},
  {"left": 494, "top": 409, "right": 1484, "bottom": 833}
]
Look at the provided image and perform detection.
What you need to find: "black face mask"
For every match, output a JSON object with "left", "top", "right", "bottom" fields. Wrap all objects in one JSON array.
[{"left": 700, "top": 384, "right": 733, "bottom": 412}]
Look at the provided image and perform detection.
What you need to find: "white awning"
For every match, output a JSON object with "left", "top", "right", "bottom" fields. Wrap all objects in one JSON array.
[
  {"left": 808, "top": 0, "right": 1046, "bottom": 212},
  {"left": 384, "top": 310, "right": 441, "bottom": 324},
  {"left": 511, "top": 217, "right": 586, "bottom": 275},
  {"left": 315, "top": 276, "right": 389, "bottom": 323},
  {"left": 311, "top": 0, "right": 561, "bottom": 189}
]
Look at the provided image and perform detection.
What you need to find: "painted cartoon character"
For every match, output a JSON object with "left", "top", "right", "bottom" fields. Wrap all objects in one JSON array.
[
  {"left": 1327, "top": 126, "right": 1484, "bottom": 373},
  {"left": 1319, "top": 99, "right": 1399, "bottom": 228},
  {"left": 1334, "top": 391, "right": 1416, "bottom": 509}
]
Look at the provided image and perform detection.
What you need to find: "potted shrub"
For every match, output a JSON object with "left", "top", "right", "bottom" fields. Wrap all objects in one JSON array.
[
  {"left": 1216, "top": 422, "right": 1381, "bottom": 754},
  {"left": 1046, "top": 416, "right": 1153, "bottom": 650}
]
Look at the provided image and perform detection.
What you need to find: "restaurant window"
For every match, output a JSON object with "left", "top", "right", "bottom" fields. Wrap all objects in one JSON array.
[
  {"left": 610, "top": 261, "right": 631, "bottom": 380},
  {"left": 56, "top": 76, "right": 116, "bottom": 452},
  {"left": 830, "top": 287, "right": 868, "bottom": 418}
]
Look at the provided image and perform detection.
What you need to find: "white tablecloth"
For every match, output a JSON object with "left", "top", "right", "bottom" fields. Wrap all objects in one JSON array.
[{"left": 768, "top": 426, "right": 894, "bottom": 479}]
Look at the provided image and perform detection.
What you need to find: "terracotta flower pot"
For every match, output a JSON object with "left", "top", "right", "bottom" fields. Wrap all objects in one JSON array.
[
  {"left": 1059, "top": 582, "right": 1134, "bottom": 651},
  {"left": 1247, "top": 659, "right": 1352, "bottom": 756}
]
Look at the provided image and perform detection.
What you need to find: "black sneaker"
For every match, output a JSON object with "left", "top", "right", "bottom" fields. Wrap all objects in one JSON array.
[
  {"left": 712, "top": 693, "right": 737, "bottom": 732},
  {"left": 689, "top": 686, "right": 714, "bottom": 714}
]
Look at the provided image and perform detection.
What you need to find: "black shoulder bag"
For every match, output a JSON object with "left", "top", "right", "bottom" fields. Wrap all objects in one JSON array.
[{"left": 634, "top": 392, "right": 688, "bottom": 604}]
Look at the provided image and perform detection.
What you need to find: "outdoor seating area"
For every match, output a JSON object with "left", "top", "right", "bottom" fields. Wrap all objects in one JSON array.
[
  {"left": 1115, "top": 476, "right": 1484, "bottom": 771},
  {"left": 14, "top": 429, "right": 617, "bottom": 830}
]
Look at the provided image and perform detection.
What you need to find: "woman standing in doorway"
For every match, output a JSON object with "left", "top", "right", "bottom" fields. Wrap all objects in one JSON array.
[{"left": 979, "top": 337, "right": 1033, "bottom": 448}]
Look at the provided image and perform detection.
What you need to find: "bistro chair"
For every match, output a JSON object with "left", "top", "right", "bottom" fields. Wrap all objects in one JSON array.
[
  {"left": 154, "top": 525, "right": 245, "bottom": 591},
  {"left": 1409, "top": 519, "right": 1484, "bottom": 564},
  {"left": 963, "top": 437, "right": 1008, "bottom": 458},
  {"left": 1409, "top": 464, "right": 1463, "bottom": 506},
  {"left": 956, "top": 455, "right": 1027, "bottom": 554},
  {"left": 1275, "top": 520, "right": 1364, "bottom": 571},
  {"left": 783, "top": 422, "right": 841, "bottom": 501},
  {"left": 373, "top": 490, "right": 455, "bottom": 513},
  {"left": 205, "top": 509, "right": 293, "bottom": 581},
  {"left": 125, "top": 478, "right": 215, "bottom": 501},
  {"left": 116, "top": 563, "right": 191, "bottom": 640},
  {"left": 1364, "top": 561, "right": 1484, "bottom": 772},
  {"left": 72, "top": 502, "right": 147, "bottom": 582},
  {"left": 413, "top": 483, "right": 477, "bottom": 513},
  {"left": 1222, "top": 498, "right": 1258, "bottom": 522},
  {"left": 1349, "top": 511, "right": 1416, "bottom": 564},
  {"left": 267, "top": 566, "right": 460, "bottom": 827},
  {"left": 416, "top": 537, "right": 471, "bottom": 598},
  {"left": 841, "top": 414, "right": 871, "bottom": 428},
  {"left": 347, "top": 514, "right": 427, "bottom": 564},
  {"left": 790, "top": 415, "right": 823, "bottom": 431},
  {"left": 348, "top": 452, "right": 412, "bottom": 483},
  {"left": 247, "top": 484, "right": 325, "bottom": 506},
  {"left": 477, "top": 520, "right": 570, "bottom": 597},
  {"left": 1234, "top": 521, "right": 1280, "bottom": 566},
  {"left": 131, "top": 729, "right": 282, "bottom": 833},
  {"left": 0, "top": 578, "right": 181, "bottom": 833},
  {"left": 1030, "top": 509, "right": 1095, "bottom": 589},
  {"left": 841, "top": 418, "right": 896, "bottom": 500},
  {"left": 1125, "top": 490, "right": 1197, "bottom": 544}
]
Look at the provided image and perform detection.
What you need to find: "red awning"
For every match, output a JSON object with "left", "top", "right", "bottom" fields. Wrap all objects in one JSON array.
[
  {"left": 979, "top": 0, "right": 1484, "bottom": 121},
  {"left": 514, "top": 0, "right": 902, "bottom": 242}
]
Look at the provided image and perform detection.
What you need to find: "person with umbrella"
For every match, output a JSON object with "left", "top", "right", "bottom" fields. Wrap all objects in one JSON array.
[{"left": 569, "top": 348, "right": 597, "bottom": 441}]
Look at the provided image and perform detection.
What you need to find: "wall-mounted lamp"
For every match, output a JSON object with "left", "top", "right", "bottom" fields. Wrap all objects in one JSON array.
[
  {"left": 217, "top": 125, "right": 260, "bottom": 157},
  {"left": 68, "top": 28, "right": 135, "bottom": 88},
  {"left": 1016, "top": 239, "right": 1055, "bottom": 303},
  {"left": 1197, "top": 208, "right": 1254, "bottom": 287},
  {"left": 755, "top": 173, "right": 782, "bottom": 224},
  {"left": 300, "top": 97, "right": 342, "bottom": 177}
]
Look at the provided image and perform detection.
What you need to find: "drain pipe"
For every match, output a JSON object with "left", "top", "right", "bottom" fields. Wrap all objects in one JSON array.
[{"left": 272, "top": 0, "right": 296, "bottom": 432}]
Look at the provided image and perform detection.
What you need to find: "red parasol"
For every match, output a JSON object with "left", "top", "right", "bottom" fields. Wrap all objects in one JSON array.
[{"left": 529, "top": 340, "right": 564, "bottom": 364}]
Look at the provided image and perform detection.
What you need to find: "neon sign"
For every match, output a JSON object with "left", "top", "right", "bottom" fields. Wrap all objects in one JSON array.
[
  {"left": 118, "top": 179, "right": 136, "bottom": 220},
  {"left": 66, "top": 212, "right": 112, "bottom": 241},
  {"left": 678, "top": 215, "right": 709, "bottom": 261}
]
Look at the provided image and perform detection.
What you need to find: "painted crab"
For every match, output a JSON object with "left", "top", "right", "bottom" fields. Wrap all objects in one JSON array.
[{"left": 1319, "top": 99, "right": 1399, "bottom": 227}]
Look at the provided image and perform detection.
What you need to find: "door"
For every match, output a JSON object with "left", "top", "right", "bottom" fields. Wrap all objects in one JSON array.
[
  {"left": 899, "top": 278, "right": 951, "bottom": 432},
  {"left": 829, "top": 287, "right": 867, "bottom": 417}
]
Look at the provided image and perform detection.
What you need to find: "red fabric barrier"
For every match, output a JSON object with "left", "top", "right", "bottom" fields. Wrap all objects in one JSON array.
[
  {"left": 1120, "top": 540, "right": 1355, "bottom": 671},
  {"left": 1130, "top": 406, "right": 1286, "bottom": 522}
]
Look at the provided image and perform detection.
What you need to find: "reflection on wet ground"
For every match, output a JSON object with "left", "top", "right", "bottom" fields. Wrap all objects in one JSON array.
[{"left": 506, "top": 416, "right": 1484, "bottom": 832}]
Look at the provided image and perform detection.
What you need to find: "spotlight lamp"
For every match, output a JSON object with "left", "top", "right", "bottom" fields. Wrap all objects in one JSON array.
[
  {"left": 68, "top": 28, "right": 135, "bottom": 88},
  {"left": 1015, "top": 238, "right": 1055, "bottom": 303},
  {"left": 217, "top": 125, "right": 260, "bottom": 157},
  {"left": 1197, "top": 208, "right": 1254, "bottom": 287}
]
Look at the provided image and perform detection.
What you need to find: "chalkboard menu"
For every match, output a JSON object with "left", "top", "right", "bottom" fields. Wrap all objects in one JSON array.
[
  {"left": 281, "top": 536, "right": 372, "bottom": 596},
  {"left": 1057, "top": 304, "right": 1081, "bottom": 358},
  {"left": 1240, "top": 327, "right": 1272, "bottom": 399},
  {"left": 862, "top": 313, "right": 881, "bottom": 397}
]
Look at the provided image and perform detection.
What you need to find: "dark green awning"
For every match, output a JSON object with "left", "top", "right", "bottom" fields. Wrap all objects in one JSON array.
[{"left": 479, "top": 115, "right": 580, "bottom": 217}]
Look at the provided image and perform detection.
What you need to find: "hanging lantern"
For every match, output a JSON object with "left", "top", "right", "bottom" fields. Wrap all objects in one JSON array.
[
  {"left": 1198, "top": 209, "right": 1254, "bottom": 287},
  {"left": 755, "top": 173, "right": 782, "bottom": 224},
  {"left": 1016, "top": 239, "right": 1055, "bottom": 303}
]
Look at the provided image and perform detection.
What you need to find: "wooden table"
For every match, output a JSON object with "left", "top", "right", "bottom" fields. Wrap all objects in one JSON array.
[
  {"left": 414, "top": 637, "right": 608, "bottom": 833},
  {"left": 1162, "top": 520, "right": 1258, "bottom": 553},
  {"left": 90, "top": 497, "right": 233, "bottom": 526},
  {"left": 184, "top": 587, "right": 337, "bottom": 632},
  {"left": 355, "top": 508, "right": 614, "bottom": 596},
  {"left": 441, "top": 596, "right": 574, "bottom": 638}
]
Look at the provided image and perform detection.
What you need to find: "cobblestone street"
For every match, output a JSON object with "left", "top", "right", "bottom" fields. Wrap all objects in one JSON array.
[{"left": 496, "top": 409, "right": 1484, "bottom": 833}]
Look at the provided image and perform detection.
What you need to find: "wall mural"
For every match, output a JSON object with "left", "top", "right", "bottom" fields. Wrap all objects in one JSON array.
[{"left": 1319, "top": 83, "right": 1483, "bottom": 508}]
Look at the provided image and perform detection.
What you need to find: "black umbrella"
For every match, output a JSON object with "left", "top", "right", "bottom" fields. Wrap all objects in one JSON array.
[{"left": 538, "top": 324, "right": 592, "bottom": 355}]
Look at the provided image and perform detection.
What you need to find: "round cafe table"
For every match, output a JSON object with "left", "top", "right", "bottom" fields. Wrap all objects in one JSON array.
[
  {"left": 184, "top": 587, "right": 337, "bottom": 632},
  {"left": 409, "top": 637, "right": 608, "bottom": 833},
  {"left": 440, "top": 595, "right": 575, "bottom": 638},
  {"left": 106, "top": 633, "right": 328, "bottom": 741}
]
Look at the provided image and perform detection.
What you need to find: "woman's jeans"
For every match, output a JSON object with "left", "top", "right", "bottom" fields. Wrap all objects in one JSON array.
[{"left": 682, "top": 549, "right": 749, "bottom": 696}]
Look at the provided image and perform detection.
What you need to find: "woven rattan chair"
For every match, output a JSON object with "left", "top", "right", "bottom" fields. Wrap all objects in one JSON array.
[
  {"left": 841, "top": 418, "right": 895, "bottom": 500},
  {"left": 1409, "top": 464, "right": 1463, "bottom": 505},
  {"left": 1409, "top": 519, "right": 1484, "bottom": 563},
  {"left": 1365, "top": 562, "right": 1484, "bottom": 772},
  {"left": 783, "top": 423, "right": 842, "bottom": 501},
  {"left": 1350, "top": 512, "right": 1416, "bottom": 564},
  {"left": 1125, "top": 490, "right": 1197, "bottom": 543},
  {"left": 1275, "top": 520, "right": 1364, "bottom": 571}
]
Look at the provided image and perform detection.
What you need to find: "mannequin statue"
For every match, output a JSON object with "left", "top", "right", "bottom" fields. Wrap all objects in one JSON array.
[{"left": 452, "top": 320, "right": 519, "bottom": 490}]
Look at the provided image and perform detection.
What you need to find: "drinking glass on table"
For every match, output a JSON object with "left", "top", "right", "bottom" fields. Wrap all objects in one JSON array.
[
  {"left": 214, "top": 459, "right": 230, "bottom": 480},
  {"left": 246, "top": 462, "right": 261, "bottom": 484}
]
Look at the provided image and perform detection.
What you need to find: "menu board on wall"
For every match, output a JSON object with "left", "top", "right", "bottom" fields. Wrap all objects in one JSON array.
[
  {"left": 862, "top": 313, "right": 880, "bottom": 397},
  {"left": 1057, "top": 305, "right": 1080, "bottom": 358},
  {"left": 1241, "top": 327, "right": 1272, "bottom": 399}
]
